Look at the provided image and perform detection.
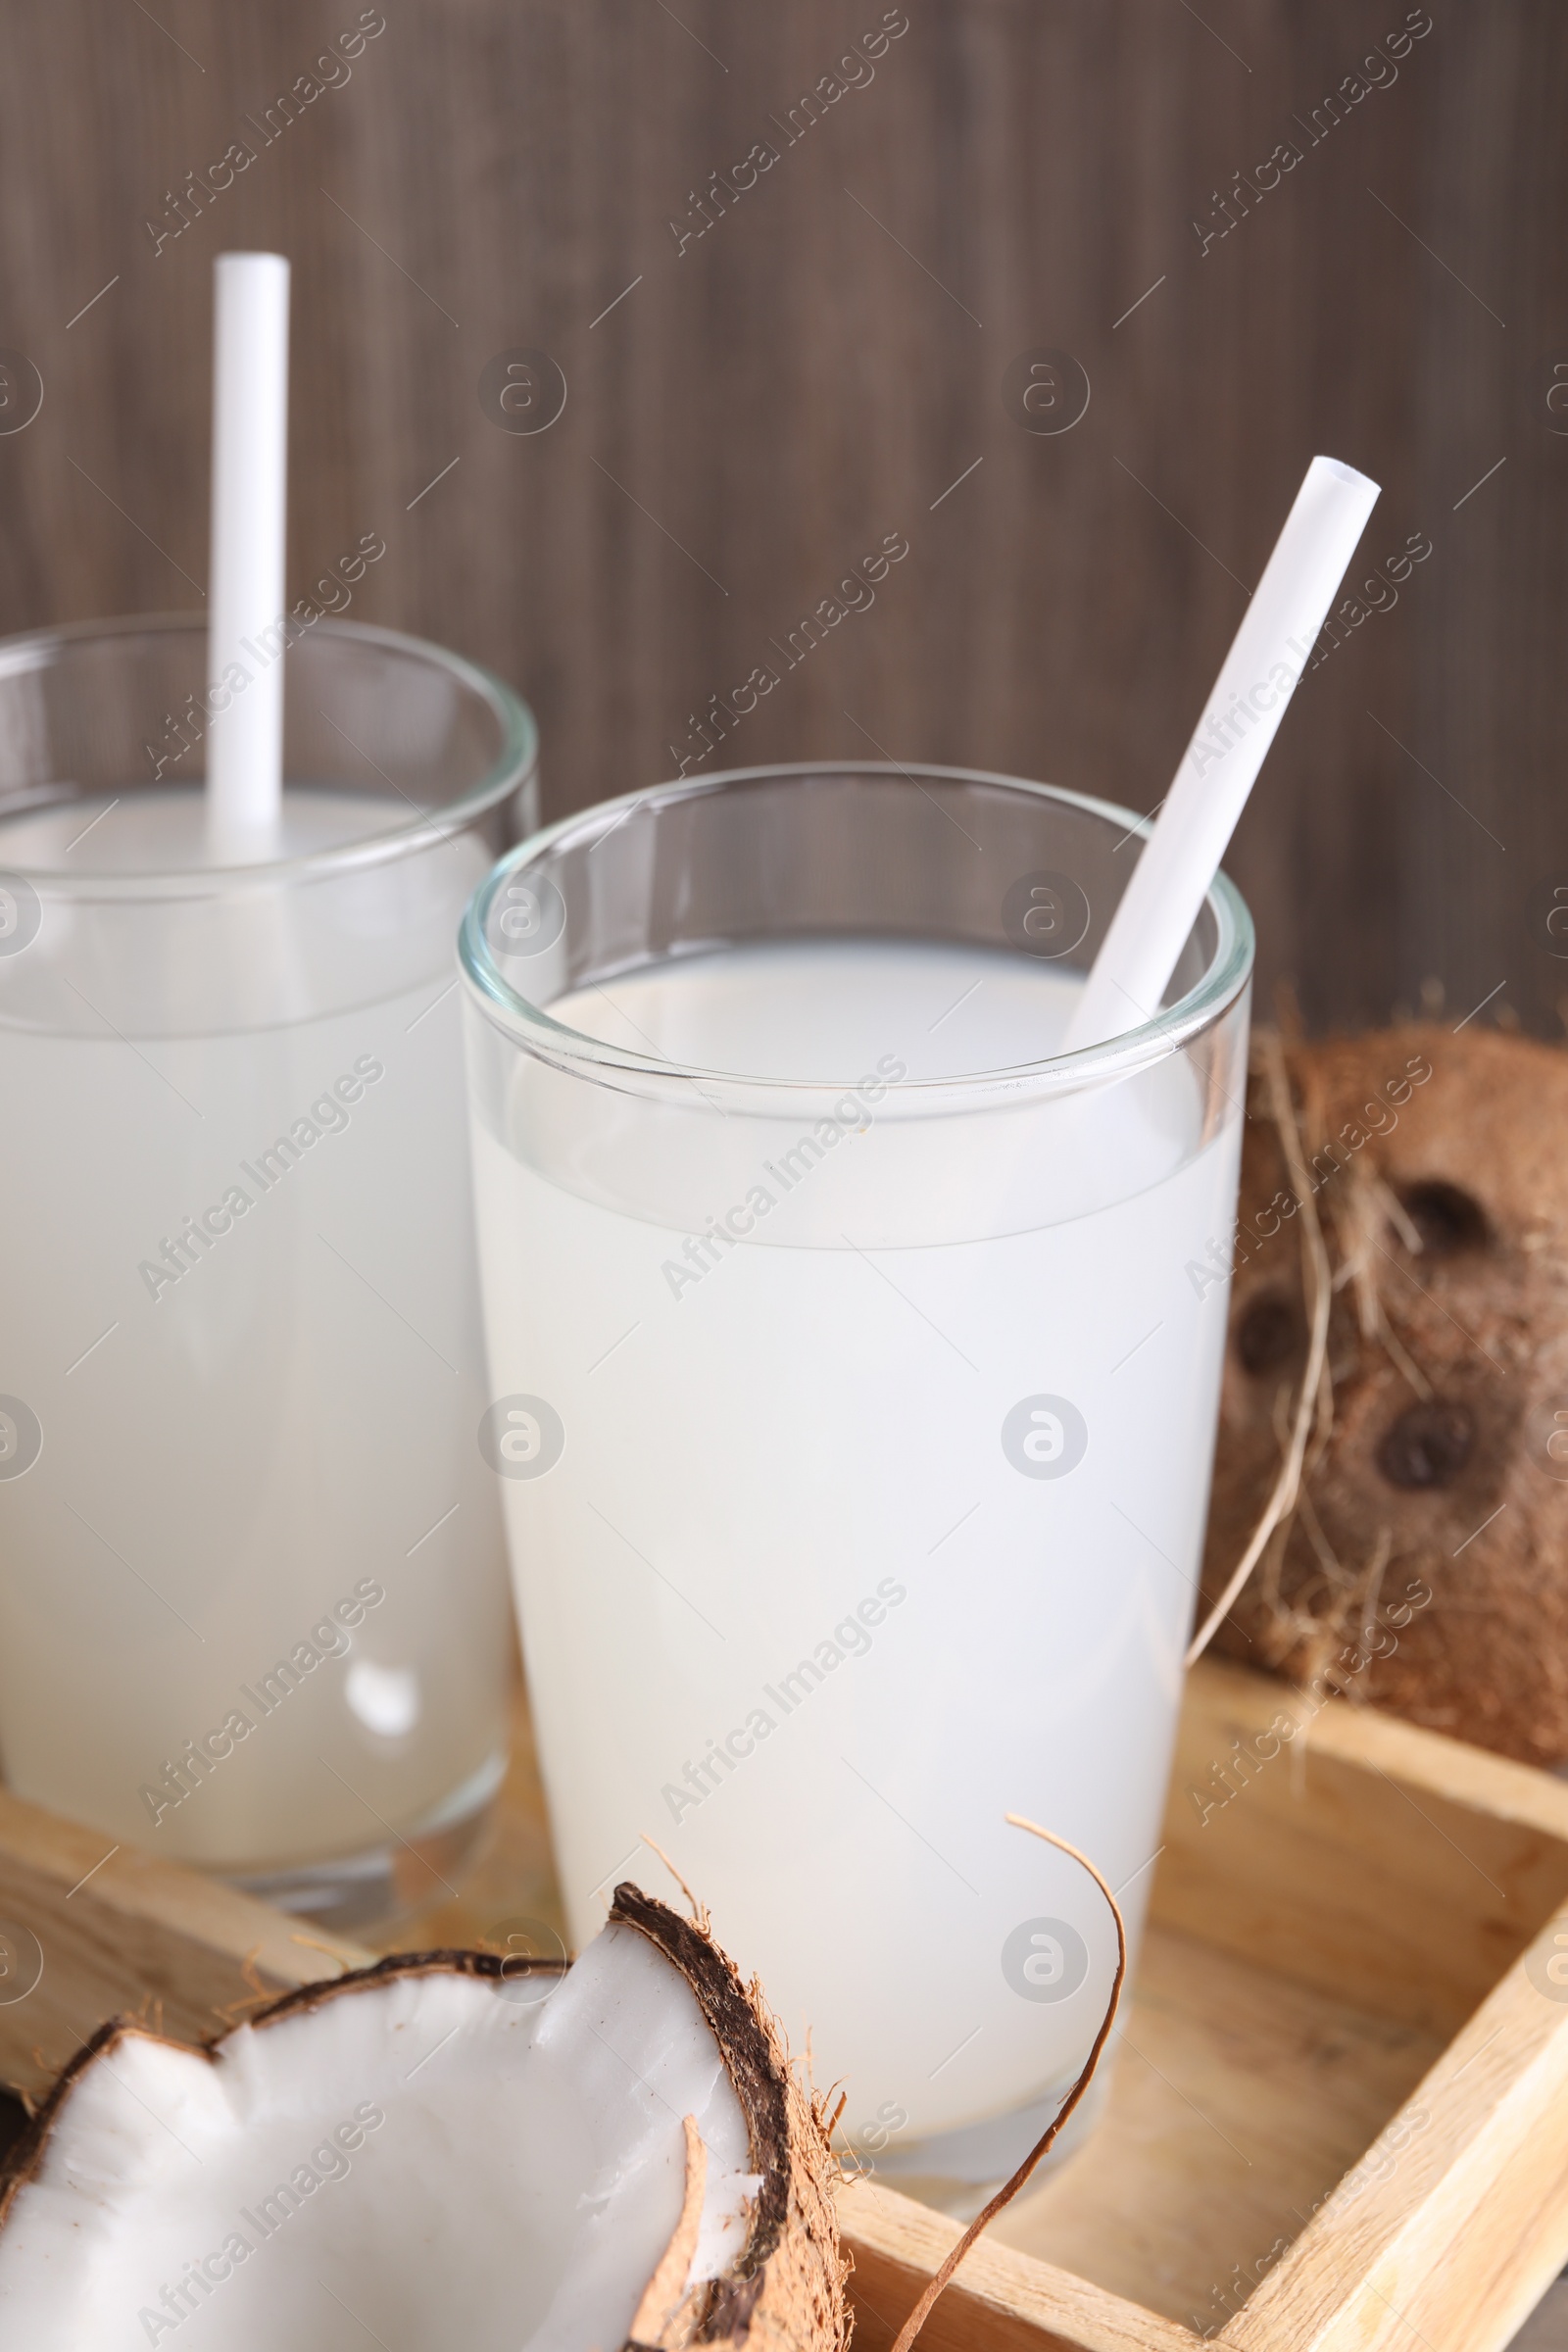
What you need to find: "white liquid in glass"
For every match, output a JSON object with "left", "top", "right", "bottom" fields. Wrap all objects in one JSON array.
[
  {"left": 0, "top": 792, "right": 511, "bottom": 1874},
  {"left": 471, "top": 937, "right": 1241, "bottom": 2154}
]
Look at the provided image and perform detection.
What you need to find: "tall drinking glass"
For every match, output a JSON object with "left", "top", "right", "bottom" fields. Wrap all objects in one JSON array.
[
  {"left": 0, "top": 615, "right": 536, "bottom": 1928},
  {"left": 460, "top": 762, "right": 1251, "bottom": 2202}
]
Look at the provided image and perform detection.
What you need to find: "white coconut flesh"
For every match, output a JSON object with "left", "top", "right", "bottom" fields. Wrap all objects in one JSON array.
[{"left": 0, "top": 1900, "right": 790, "bottom": 2352}]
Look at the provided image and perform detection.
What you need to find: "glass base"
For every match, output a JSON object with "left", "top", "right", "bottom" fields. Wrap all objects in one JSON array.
[
  {"left": 861, "top": 2066, "right": 1112, "bottom": 2221},
  {"left": 224, "top": 1748, "right": 508, "bottom": 1935}
]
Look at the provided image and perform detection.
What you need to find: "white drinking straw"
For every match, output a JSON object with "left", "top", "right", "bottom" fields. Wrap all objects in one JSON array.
[
  {"left": 206, "top": 252, "right": 290, "bottom": 847},
  {"left": 1063, "top": 456, "right": 1380, "bottom": 1054}
]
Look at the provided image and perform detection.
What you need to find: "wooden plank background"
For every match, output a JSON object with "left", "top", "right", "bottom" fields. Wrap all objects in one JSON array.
[{"left": 0, "top": 0, "right": 1559, "bottom": 1036}]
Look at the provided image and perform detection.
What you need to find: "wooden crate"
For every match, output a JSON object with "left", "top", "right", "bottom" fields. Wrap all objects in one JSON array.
[{"left": 4, "top": 1659, "right": 1568, "bottom": 2351}]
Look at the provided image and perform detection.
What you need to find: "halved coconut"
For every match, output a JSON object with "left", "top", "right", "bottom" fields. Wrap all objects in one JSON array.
[{"left": 0, "top": 1884, "right": 846, "bottom": 2352}]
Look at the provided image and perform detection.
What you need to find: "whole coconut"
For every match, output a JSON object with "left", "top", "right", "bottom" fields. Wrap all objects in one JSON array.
[{"left": 1199, "top": 1023, "right": 1568, "bottom": 1765}]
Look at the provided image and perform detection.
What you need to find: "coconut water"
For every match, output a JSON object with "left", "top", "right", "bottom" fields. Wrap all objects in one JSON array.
[
  {"left": 469, "top": 937, "right": 1242, "bottom": 2157},
  {"left": 0, "top": 792, "right": 512, "bottom": 1878}
]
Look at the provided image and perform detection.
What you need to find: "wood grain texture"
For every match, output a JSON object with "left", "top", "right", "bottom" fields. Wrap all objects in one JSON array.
[
  {"left": 0, "top": 1784, "right": 369, "bottom": 2096},
  {"left": 0, "top": 1681, "right": 554, "bottom": 2098},
  {"left": 839, "top": 2174, "right": 1203, "bottom": 2352},
  {"left": 842, "top": 1661, "right": 1568, "bottom": 2344},
  {"left": 4, "top": 1656, "right": 1568, "bottom": 2347},
  {"left": 0, "top": 2, "right": 1560, "bottom": 1032},
  {"left": 1155, "top": 1656, "right": 1568, "bottom": 2036},
  {"left": 1218, "top": 1912, "right": 1568, "bottom": 2351},
  {"left": 985, "top": 1922, "right": 1442, "bottom": 2330}
]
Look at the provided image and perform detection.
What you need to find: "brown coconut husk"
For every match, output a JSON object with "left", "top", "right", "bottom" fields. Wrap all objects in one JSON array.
[
  {"left": 1198, "top": 1021, "right": 1568, "bottom": 1762},
  {"left": 611, "top": 1882, "right": 848, "bottom": 2350},
  {"left": 633, "top": 1822, "right": 1127, "bottom": 2352},
  {"left": 2, "top": 1871, "right": 1127, "bottom": 2352},
  {"left": 0, "top": 1896, "right": 851, "bottom": 2352}
]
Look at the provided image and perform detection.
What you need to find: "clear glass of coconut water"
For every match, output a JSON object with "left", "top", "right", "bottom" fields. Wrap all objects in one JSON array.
[
  {"left": 0, "top": 615, "right": 535, "bottom": 1928},
  {"left": 461, "top": 761, "right": 1252, "bottom": 2207}
]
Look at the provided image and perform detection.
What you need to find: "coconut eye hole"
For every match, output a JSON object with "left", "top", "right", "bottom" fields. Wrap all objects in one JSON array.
[
  {"left": 1396, "top": 1180, "right": 1490, "bottom": 1257},
  {"left": 1376, "top": 1399, "right": 1475, "bottom": 1490},
  {"left": 1236, "top": 1293, "right": 1299, "bottom": 1373}
]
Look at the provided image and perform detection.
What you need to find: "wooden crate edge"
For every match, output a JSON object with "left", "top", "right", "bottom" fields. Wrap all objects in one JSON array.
[
  {"left": 1216, "top": 1912, "right": 1568, "bottom": 2351},
  {"left": 0, "top": 1784, "right": 372, "bottom": 2092},
  {"left": 837, "top": 2177, "right": 1200, "bottom": 2352},
  {"left": 1186, "top": 1657, "right": 1568, "bottom": 1841}
]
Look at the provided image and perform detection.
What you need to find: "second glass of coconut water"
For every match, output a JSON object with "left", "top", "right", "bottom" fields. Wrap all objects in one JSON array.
[
  {"left": 461, "top": 761, "right": 1252, "bottom": 2205},
  {"left": 0, "top": 615, "right": 535, "bottom": 1928}
]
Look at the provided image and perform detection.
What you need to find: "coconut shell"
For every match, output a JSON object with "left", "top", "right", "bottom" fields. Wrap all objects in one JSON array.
[
  {"left": 611, "top": 1885, "right": 848, "bottom": 2351},
  {"left": 1200, "top": 1022, "right": 1568, "bottom": 1764},
  {"left": 0, "top": 1893, "right": 849, "bottom": 2352}
]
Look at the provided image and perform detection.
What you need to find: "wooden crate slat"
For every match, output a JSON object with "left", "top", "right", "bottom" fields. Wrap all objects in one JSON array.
[
  {"left": 984, "top": 1919, "right": 1443, "bottom": 2328},
  {"left": 1216, "top": 1910, "right": 1568, "bottom": 2352},
  {"left": 837, "top": 2176, "right": 1201, "bottom": 2352},
  {"left": 1156, "top": 1661, "right": 1568, "bottom": 2036},
  {"left": 3, "top": 1658, "right": 1568, "bottom": 2351},
  {"left": 0, "top": 1784, "right": 370, "bottom": 2096}
]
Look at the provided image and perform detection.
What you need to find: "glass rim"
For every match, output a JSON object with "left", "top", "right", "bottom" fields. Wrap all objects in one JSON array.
[
  {"left": 0, "top": 612, "right": 538, "bottom": 901},
  {"left": 459, "top": 760, "right": 1255, "bottom": 1107}
]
